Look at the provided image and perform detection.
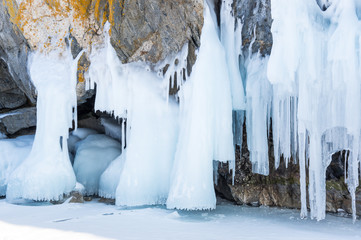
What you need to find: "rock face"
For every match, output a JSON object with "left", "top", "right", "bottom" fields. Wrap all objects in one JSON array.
[
  {"left": 4, "top": 0, "right": 203, "bottom": 67},
  {"left": 216, "top": 125, "right": 361, "bottom": 216},
  {"left": 105, "top": 0, "right": 203, "bottom": 66},
  {"left": 0, "top": 59, "right": 27, "bottom": 110},
  {"left": 0, "top": 107, "right": 36, "bottom": 135},
  {"left": 235, "top": 0, "right": 273, "bottom": 57},
  {"left": 0, "top": 1, "right": 35, "bottom": 107}
]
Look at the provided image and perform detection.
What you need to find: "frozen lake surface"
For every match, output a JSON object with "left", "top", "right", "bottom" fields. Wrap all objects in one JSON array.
[{"left": 0, "top": 198, "right": 360, "bottom": 240}]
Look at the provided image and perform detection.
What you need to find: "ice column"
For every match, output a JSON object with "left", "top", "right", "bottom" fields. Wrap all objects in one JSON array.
[
  {"left": 167, "top": 2, "right": 234, "bottom": 210},
  {"left": 88, "top": 23, "right": 180, "bottom": 206},
  {"left": 6, "top": 49, "right": 82, "bottom": 201}
]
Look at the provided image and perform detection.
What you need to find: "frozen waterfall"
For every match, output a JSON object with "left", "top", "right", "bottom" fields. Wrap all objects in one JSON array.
[
  {"left": 1, "top": 0, "right": 361, "bottom": 222},
  {"left": 268, "top": 0, "right": 361, "bottom": 221}
]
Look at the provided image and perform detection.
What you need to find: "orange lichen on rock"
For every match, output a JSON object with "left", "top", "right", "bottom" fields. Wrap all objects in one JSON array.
[
  {"left": 3, "top": 0, "right": 103, "bottom": 51},
  {"left": 68, "top": 0, "right": 92, "bottom": 22}
]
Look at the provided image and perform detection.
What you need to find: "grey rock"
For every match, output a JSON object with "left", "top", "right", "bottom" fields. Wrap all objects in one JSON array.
[
  {"left": 0, "top": 107, "right": 36, "bottom": 135},
  {"left": 0, "top": 3, "right": 35, "bottom": 104},
  {"left": 69, "top": 191, "right": 84, "bottom": 204},
  {"left": 0, "top": 91, "right": 27, "bottom": 109},
  {"left": 83, "top": 196, "right": 93, "bottom": 202},
  {"left": 96, "top": 0, "right": 203, "bottom": 70},
  {"left": 98, "top": 198, "right": 115, "bottom": 205},
  {"left": 0, "top": 58, "right": 27, "bottom": 109},
  {"left": 235, "top": 0, "right": 273, "bottom": 57}
]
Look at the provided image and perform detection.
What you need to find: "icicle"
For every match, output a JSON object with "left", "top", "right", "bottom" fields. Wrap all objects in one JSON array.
[
  {"left": 213, "top": 160, "right": 219, "bottom": 186},
  {"left": 298, "top": 129, "right": 307, "bottom": 218},
  {"left": 245, "top": 54, "right": 272, "bottom": 175},
  {"left": 220, "top": 0, "right": 246, "bottom": 110},
  {"left": 231, "top": 110, "right": 244, "bottom": 184},
  {"left": 157, "top": 43, "right": 189, "bottom": 103},
  {"left": 121, "top": 119, "right": 125, "bottom": 150}
]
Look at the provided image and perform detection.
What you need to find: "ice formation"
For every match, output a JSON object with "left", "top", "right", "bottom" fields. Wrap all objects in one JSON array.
[
  {"left": 220, "top": 0, "right": 246, "bottom": 111},
  {"left": 0, "top": 0, "right": 360, "bottom": 222},
  {"left": 0, "top": 135, "right": 34, "bottom": 196},
  {"left": 68, "top": 128, "right": 99, "bottom": 164},
  {"left": 73, "top": 134, "right": 121, "bottom": 195},
  {"left": 245, "top": 54, "right": 272, "bottom": 176},
  {"left": 166, "top": 2, "right": 234, "bottom": 210},
  {"left": 88, "top": 22, "right": 179, "bottom": 206},
  {"left": 267, "top": 0, "right": 361, "bottom": 221},
  {"left": 6, "top": 49, "right": 82, "bottom": 201},
  {"left": 99, "top": 153, "right": 125, "bottom": 199}
]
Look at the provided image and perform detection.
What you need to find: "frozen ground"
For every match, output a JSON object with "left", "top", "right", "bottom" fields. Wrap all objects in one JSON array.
[{"left": 0, "top": 198, "right": 360, "bottom": 240}]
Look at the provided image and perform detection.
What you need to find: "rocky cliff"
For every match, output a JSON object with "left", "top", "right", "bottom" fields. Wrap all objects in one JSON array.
[{"left": 0, "top": 0, "right": 203, "bottom": 136}]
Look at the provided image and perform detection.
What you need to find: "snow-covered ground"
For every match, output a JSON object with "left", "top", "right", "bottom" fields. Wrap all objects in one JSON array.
[{"left": 0, "top": 198, "right": 360, "bottom": 240}]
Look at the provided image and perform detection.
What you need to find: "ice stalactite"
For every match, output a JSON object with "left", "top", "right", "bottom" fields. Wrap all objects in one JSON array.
[
  {"left": 245, "top": 54, "right": 272, "bottom": 176},
  {"left": 6, "top": 48, "right": 83, "bottom": 201},
  {"left": 268, "top": 0, "right": 361, "bottom": 221},
  {"left": 220, "top": 0, "right": 246, "bottom": 184},
  {"left": 166, "top": 2, "right": 234, "bottom": 210},
  {"left": 221, "top": 0, "right": 246, "bottom": 111},
  {"left": 220, "top": 0, "right": 273, "bottom": 176}
]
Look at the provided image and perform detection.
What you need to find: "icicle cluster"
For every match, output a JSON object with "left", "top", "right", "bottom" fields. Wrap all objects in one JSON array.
[
  {"left": 86, "top": 1, "right": 235, "bottom": 210},
  {"left": 267, "top": 0, "right": 361, "bottom": 221},
  {"left": 2, "top": 0, "right": 361, "bottom": 222},
  {"left": 220, "top": 0, "right": 361, "bottom": 221}
]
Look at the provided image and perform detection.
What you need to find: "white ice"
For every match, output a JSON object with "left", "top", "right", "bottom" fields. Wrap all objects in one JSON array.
[
  {"left": 220, "top": 0, "right": 246, "bottom": 110},
  {"left": 268, "top": 0, "right": 361, "bottom": 221},
  {"left": 73, "top": 134, "right": 121, "bottom": 196},
  {"left": 245, "top": 54, "right": 272, "bottom": 175},
  {"left": 98, "top": 153, "right": 125, "bottom": 199},
  {"left": 166, "top": 2, "right": 234, "bottom": 210},
  {"left": 0, "top": 135, "right": 34, "bottom": 196},
  {"left": 6, "top": 49, "right": 82, "bottom": 201},
  {"left": 88, "top": 22, "right": 179, "bottom": 206},
  {"left": 68, "top": 128, "right": 99, "bottom": 164}
]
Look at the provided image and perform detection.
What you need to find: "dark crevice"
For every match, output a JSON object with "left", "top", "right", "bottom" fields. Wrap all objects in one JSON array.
[{"left": 316, "top": 0, "right": 331, "bottom": 11}]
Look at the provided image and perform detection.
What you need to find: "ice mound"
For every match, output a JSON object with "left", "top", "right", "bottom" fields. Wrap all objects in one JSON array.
[
  {"left": 73, "top": 134, "right": 121, "bottom": 195},
  {"left": 98, "top": 153, "right": 125, "bottom": 199},
  {"left": 0, "top": 135, "right": 34, "bottom": 196},
  {"left": 68, "top": 128, "right": 99, "bottom": 164}
]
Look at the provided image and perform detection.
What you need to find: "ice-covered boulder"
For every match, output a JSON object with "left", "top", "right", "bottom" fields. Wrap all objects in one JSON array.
[{"left": 0, "top": 135, "right": 34, "bottom": 196}]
